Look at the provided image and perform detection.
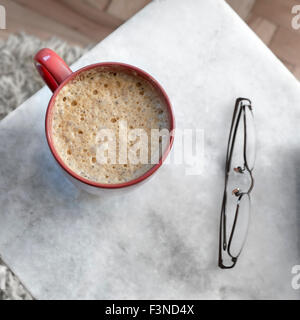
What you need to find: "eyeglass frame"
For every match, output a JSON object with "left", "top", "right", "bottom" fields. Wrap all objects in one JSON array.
[{"left": 218, "top": 97, "right": 255, "bottom": 269}]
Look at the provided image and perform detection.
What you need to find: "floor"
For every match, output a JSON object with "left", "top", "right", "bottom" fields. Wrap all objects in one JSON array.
[
  {"left": 0, "top": 0, "right": 151, "bottom": 46},
  {"left": 227, "top": 0, "right": 300, "bottom": 80},
  {"left": 0, "top": 0, "right": 299, "bottom": 79}
]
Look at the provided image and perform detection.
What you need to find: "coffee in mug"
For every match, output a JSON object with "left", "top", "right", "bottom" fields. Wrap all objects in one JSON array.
[{"left": 51, "top": 67, "right": 171, "bottom": 184}]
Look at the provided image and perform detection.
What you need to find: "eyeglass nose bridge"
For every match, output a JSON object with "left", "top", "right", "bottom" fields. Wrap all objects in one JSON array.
[{"left": 232, "top": 163, "right": 254, "bottom": 196}]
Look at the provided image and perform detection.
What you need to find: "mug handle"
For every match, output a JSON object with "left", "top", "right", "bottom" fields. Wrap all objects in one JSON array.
[{"left": 34, "top": 48, "right": 72, "bottom": 92}]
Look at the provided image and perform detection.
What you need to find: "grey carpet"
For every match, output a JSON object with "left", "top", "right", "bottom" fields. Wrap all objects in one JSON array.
[{"left": 0, "top": 33, "right": 89, "bottom": 299}]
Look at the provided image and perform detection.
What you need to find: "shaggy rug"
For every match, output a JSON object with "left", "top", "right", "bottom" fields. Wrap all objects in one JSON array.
[{"left": 0, "top": 33, "right": 89, "bottom": 299}]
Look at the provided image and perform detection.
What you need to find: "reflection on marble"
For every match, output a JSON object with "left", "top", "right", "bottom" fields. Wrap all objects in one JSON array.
[{"left": 0, "top": 0, "right": 299, "bottom": 299}]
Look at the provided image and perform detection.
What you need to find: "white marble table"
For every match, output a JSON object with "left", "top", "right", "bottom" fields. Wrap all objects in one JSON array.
[{"left": 0, "top": 0, "right": 299, "bottom": 299}]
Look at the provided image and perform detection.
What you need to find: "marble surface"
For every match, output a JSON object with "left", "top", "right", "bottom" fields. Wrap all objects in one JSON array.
[{"left": 0, "top": 0, "right": 299, "bottom": 299}]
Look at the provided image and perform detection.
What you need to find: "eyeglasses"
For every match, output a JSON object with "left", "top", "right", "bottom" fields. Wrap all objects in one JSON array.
[{"left": 218, "top": 98, "right": 256, "bottom": 269}]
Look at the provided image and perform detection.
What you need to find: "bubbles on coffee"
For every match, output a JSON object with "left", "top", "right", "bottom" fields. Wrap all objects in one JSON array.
[{"left": 51, "top": 67, "right": 171, "bottom": 184}]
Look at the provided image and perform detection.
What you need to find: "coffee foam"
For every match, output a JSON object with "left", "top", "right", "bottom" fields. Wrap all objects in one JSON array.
[{"left": 51, "top": 67, "right": 171, "bottom": 184}]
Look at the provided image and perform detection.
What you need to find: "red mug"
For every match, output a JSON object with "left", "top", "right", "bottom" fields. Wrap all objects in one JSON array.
[{"left": 34, "top": 48, "right": 175, "bottom": 194}]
